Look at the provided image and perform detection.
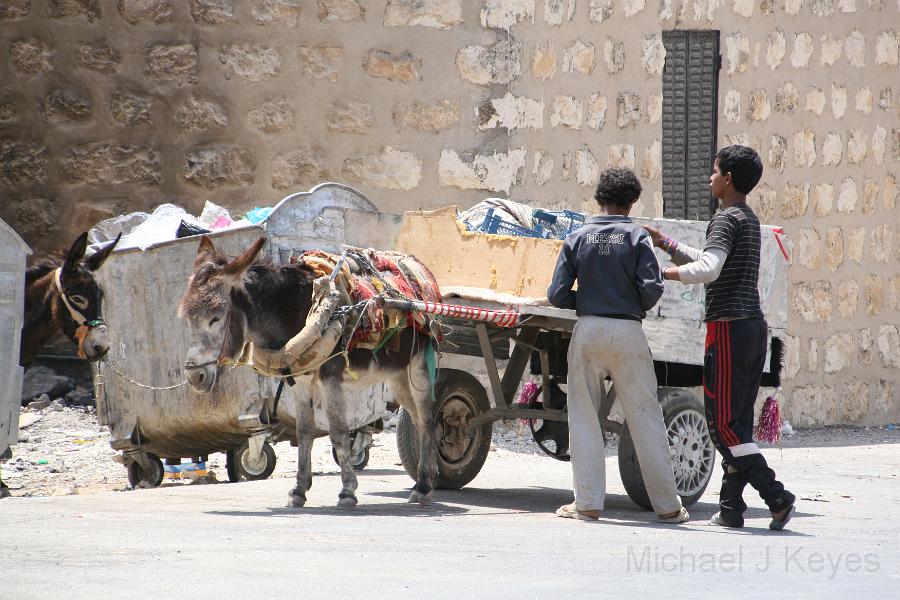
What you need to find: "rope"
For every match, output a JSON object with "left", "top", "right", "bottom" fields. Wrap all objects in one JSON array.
[{"left": 101, "top": 358, "right": 188, "bottom": 390}]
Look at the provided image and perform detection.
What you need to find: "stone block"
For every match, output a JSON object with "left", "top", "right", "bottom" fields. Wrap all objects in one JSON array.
[
  {"left": 438, "top": 148, "right": 526, "bottom": 193},
  {"left": 118, "top": 0, "right": 172, "bottom": 23},
  {"left": 0, "top": 91, "right": 20, "bottom": 123},
  {"left": 550, "top": 95, "right": 582, "bottom": 129},
  {"left": 845, "top": 29, "right": 865, "bottom": 67},
  {"left": 384, "top": 0, "right": 462, "bottom": 29},
  {"left": 873, "top": 125, "right": 887, "bottom": 165},
  {"left": 603, "top": 39, "right": 625, "bottom": 74},
  {"left": 532, "top": 150, "right": 553, "bottom": 185},
  {"left": 586, "top": 93, "right": 608, "bottom": 131},
  {"left": 477, "top": 92, "right": 543, "bottom": 130},
  {"left": 767, "top": 134, "right": 787, "bottom": 173},
  {"left": 173, "top": 94, "right": 228, "bottom": 131},
  {"left": 784, "top": 0, "right": 801, "bottom": 13},
  {"left": 837, "top": 177, "right": 857, "bottom": 213},
  {"left": 824, "top": 332, "right": 854, "bottom": 374},
  {"left": 866, "top": 276, "right": 884, "bottom": 315},
  {"left": 870, "top": 224, "right": 893, "bottom": 262},
  {"left": 247, "top": 99, "right": 294, "bottom": 134},
  {"left": 841, "top": 380, "right": 869, "bottom": 423},
  {"left": 823, "top": 226, "right": 844, "bottom": 271},
  {"left": 642, "top": 140, "right": 661, "bottom": 181},
  {"left": 394, "top": 100, "right": 459, "bottom": 132},
  {"left": 810, "top": 0, "right": 834, "bottom": 16},
  {"left": 145, "top": 43, "right": 198, "bottom": 84},
  {"left": 775, "top": 82, "right": 799, "bottom": 113},
  {"left": 183, "top": 144, "right": 255, "bottom": 188},
  {"left": 10, "top": 38, "right": 53, "bottom": 75},
  {"left": 0, "top": 140, "right": 47, "bottom": 185},
  {"left": 791, "top": 281, "right": 832, "bottom": 322},
  {"left": 893, "top": 129, "right": 900, "bottom": 163},
  {"left": 795, "top": 228, "right": 821, "bottom": 269},
  {"left": 792, "top": 129, "right": 816, "bottom": 167},
  {"left": 589, "top": 0, "right": 613, "bottom": 22},
  {"left": 790, "top": 386, "right": 837, "bottom": 427},
  {"left": 616, "top": 92, "right": 641, "bottom": 129},
  {"left": 219, "top": 45, "right": 280, "bottom": 82},
  {"left": 298, "top": 46, "right": 343, "bottom": 82},
  {"left": 724, "top": 32, "right": 750, "bottom": 74},
  {"left": 884, "top": 173, "right": 897, "bottom": 209},
  {"left": 822, "top": 132, "right": 843, "bottom": 166},
  {"left": 879, "top": 87, "right": 893, "bottom": 109},
  {"left": 732, "top": 0, "right": 753, "bottom": 16},
  {"left": 790, "top": 32, "right": 813, "bottom": 68},
  {"left": 863, "top": 178, "right": 879, "bottom": 214},
  {"left": 457, "top": 39, "right": 521, "bottom": 86},
  {"left": 877, "top": 325, "right": 900, "bottom": 367},
  {"left": 847, "top": 226, "right": 866, "bottom": 263},
  {"left": 561, "top": 151, "right": 572, "bottom": 181},
  {"left": 109, "top": 91, "right": 152, "bottom": 126},
  {"left": 766, "top": 29, "right": 786, "bottom": 70},
  {"left": 783, "top": 333, "right": 800, "bottom": 379},
  {"left": 480, "top": 0, "right": 535, "bottom": 29},
  {"left": 576, "top": 147, "right": 599, "bottom": 186},
  {"left": 563, "top": 41, "right": 595, "bottom": 75},
  {"left": 642, "top": 34, "right": 665, "bottom": 75},
  {"left": 0, "top": 0, "right": 30, "bottom": 18},
  {"left": 622, "top": 0, "right": 645, "bottom": 17},
  {"left": 748, "top": 89, "right": 770, "bottom": 121},
  {"left": 805, "top": 86, "right": 826, "bottom": 115},
  {"left": 252, "top": 0, "right": 301, "bottom": 26},
  {"left": 812, "top": 183, "right": 834, "bottom": 215},
  {"left": 781, "top": 182, "right": 809, "bottom": 218},
  {"left": 190, "top": 0, "right": 235, "bottom": 22},
  {"left": 48, "top": 0, "right": 99, "bottom": 20},
  {"left": 820, "top": 34, "right": 842, "bottom": 66},
  {"left": 837, "top": 279, "right": 859, "bottom": 317},
  {"left": 271, "top": 147, "right": 328, "bottom": 190},
  {"left": 41, "top": 88, "right": 92, "bottom": 123},
  {"left": 318, "top": 0, "right": 364, "bottom": 21},
  {"left": 66, "top": 142, "right": 160, "bottom": 185},
  {"left": 77, "top": 40, "right": 121, "bottom": 73},
  {"left": 327, "top": 100, "right": 374, "bottom": 134},
  {"left": 544, "top": 0, "right": 575, "bottom": 25},
  {"left": 847, "top": 128, "right": 867, "bottom": 164},
  {"left": 889, "top": 276, "right": 900, "bottom": 311},
  {"left": 647, "top": 94, "right": 662, "bottom": 123},
  {"left": 531, "top": 43, "right": 556, "bottom": 80},
  {"left": 8, "top": 197, "right": 56, "bottom": 241},
  {"left": 753, "top": 184, "right": 777, "bottom": 223},
  {"left": 875, "top": 30, "right": 899, "bottom": 66},
  {"left": 859, "top": 327, "right": 874, "bottom": 364},
  {"left": 831, "top": 84, "right": 847, "bottom": 118},
  {"left": 855, "top": 86, "right": 873, "bottom": 113},
  {"left": 605, "top": 144, "right": 635, "bottom": 169}
]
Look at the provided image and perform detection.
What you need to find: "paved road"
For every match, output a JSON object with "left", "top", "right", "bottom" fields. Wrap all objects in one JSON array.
[{"left": 3, "top": 437, "right": 898, "bottom": 599}]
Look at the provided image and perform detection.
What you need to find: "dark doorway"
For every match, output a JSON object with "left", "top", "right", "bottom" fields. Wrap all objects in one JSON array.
[{"left": 661, "top": 30, "right": 721, "bottom": 221}]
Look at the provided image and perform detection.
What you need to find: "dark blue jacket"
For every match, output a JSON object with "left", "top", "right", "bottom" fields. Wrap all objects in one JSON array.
[{"left": 547, "top": 215, "right": 664, "bottom": 320}]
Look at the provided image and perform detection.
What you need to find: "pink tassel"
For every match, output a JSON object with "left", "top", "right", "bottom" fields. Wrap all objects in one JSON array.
[
  {"left": 755, "top": 387, "right": 782, "bottom": 444},
  {"left": 516, "top": 381, "right": 541, "bottom": 426}
]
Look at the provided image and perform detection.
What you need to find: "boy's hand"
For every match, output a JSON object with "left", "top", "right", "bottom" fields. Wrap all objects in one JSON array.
[{"left": 642, "top": 224, "right": 665, "bottom": 248}]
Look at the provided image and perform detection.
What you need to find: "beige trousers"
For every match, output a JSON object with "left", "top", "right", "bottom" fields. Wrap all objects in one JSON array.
[{"left": 566, "top": 316, "right": 682, "bottom": 516}]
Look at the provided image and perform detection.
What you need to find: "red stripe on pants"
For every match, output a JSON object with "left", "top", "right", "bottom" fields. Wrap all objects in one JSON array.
[{"left": 719, "top": 322, "right": 740, "bottom": 447}]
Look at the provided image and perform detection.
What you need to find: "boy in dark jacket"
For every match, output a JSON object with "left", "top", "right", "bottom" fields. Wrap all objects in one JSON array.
[
  {"left": 548, "top": 168, "right": 687, "bottom": 523},
  {"left": 644, "top": 145, "right": 796, "bottom": 530}
]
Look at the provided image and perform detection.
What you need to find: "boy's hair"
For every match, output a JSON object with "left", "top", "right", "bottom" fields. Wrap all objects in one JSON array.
[
  {"left": 716, "top": 145, "right": 763, "bottom": 195},
  {"left": 594, "top": 167, "right": 642, "bottom": 207}
]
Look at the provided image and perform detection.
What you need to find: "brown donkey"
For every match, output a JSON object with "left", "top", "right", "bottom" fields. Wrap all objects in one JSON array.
[{"left": 178, "top": 236, "right": 439, "bottom": 509}]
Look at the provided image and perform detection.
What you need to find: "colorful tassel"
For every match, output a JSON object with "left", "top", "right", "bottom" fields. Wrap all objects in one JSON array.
[
  {"left": 516, "top": 381, "right": 541, "bottom": 426},
  {"left": 756, "top": 386, "right": 782, "bottom": 444}
]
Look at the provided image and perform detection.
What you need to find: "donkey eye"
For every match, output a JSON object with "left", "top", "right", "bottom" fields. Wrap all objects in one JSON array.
[
  {"left": 209, "top": 316, "right": 221, "bottom": 326},
  {"left": 70, "top": 295, "right": 89, "bottom": 309}
]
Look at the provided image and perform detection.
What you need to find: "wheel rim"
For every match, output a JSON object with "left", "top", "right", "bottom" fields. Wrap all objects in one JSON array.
[
  {"left": 437, "top": 395, "right": 478, "bottom": 464},
  {"left": 240, "top": 449, "right": 268, "bottom": 476},
  {"left": 667, "top": 408, "right": 715, "bottom": 497}
]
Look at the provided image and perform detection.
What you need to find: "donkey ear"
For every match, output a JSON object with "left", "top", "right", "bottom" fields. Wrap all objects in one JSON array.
[
  {"left": 64, "top": 232, "right": 89, "bottom": 272},
  {"left": 84, "top": 232, "right": 121, "bottom": 272},
  {"left": 223, "top": 237, "right": 266, "bottom": 279},
  {"left": 194, "top": 235, "right": 221, "bottom": 268}
]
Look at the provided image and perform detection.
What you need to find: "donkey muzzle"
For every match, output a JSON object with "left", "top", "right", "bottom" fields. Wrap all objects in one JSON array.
[
  {"left": 184, "top": 361, "right": 217, "bottom": 393},
  {"left": 81, "top": 324, "right": 110, "bottom": 361}
]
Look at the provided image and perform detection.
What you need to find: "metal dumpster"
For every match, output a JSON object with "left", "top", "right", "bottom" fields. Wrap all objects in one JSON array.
[
  {"left": 92, "top": 183, "right": 402, "bottom": 487},
  {"left": 0, "top": 218, "right": 31, "bottom": 498}
]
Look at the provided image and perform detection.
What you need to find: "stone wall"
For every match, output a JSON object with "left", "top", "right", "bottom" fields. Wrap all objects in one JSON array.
[{"left": 0, "top": 0, "right": 898, "bottom": 424}]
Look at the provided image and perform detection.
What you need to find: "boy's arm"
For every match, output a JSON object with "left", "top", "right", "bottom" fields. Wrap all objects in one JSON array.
[
  {"left": 635, "top": 234, "right": 665, "bottom": 310},
  {"left": 641, "top": 224, "right": 701, "bottom": 264},
  {"left": 547, "top": 240, "right": 577, "bottom": 309},
  {"left": 646, "top": 216, "right": 736, "bottom": 282}
]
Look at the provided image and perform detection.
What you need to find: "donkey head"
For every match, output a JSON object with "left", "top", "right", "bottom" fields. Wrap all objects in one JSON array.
[
  {"left": 179, "top": 235, "right": 267, "bottom": 393},
  {"left": 55, "top": 232, "right": 120, "bottom": 361}
]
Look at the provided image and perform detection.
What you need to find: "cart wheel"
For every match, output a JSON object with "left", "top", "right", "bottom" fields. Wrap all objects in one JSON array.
[
  {"left": 397, "top": 369, "right": 492, "bottom": 490},
  {"left": 127, "top": 453, "right": 164, "bottom": 489},
  {"left": 331, "top": 433, "right": 371, "bottom": 471},
  {"left": 618, "top": 388, "right": 715, "bottom": 511},
  {"left": 225, "top": 450, "right": 240, "bottom": 483},
  {"left": 233, "top": 441, "right": 277, "bottom": 481}
]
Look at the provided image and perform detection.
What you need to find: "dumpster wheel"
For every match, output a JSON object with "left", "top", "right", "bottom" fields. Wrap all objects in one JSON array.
[
  {"left": 127, "top": 454, "right": 164, "bottom": 489},
  {"left": 227, "top": 441, "right": 277, "bottom": 482}
]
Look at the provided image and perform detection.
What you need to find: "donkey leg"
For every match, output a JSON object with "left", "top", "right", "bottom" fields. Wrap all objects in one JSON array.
[
  {"left": 322, "top": 380, "right": 359, "bottom": 509},
  {"left": 288, "top": 387, "right": 316, "bottom": 508},
  {"left": 391, "top": 349, "right": 438, "bottom": 505}
]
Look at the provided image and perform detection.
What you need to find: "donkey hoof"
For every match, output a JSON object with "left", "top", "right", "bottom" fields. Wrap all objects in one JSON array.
[
  {"left": 287, "top": 489, "right": 307, "bottom": 508},
  {"left": 336, "top": 496, "right": 358, "bottom": 510},
  {"left": 408, "top": 490, "right": 434, "bottom": 505}
]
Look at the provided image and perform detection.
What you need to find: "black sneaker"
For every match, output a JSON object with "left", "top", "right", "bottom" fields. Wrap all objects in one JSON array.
[
  {"left": 769, "top": 491, "right": 796, "bottom": 530},
  {"left": 709, "top": 511, "right": 744, "bottom": 528}
]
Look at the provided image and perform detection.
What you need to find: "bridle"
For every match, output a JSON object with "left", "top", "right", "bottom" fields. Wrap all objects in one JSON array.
[
  {"left": 183, "top": 303, "right": 237, "bottom": 372},
  {"left": 53, "top": 267, "right": 105, "bottom": 328}
]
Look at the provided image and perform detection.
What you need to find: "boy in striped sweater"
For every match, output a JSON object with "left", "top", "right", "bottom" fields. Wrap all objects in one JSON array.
[{"left": 644, "top": 145, "right": 796, "bottom": 530}]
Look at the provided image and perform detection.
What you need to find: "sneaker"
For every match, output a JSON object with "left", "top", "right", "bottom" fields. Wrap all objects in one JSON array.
[
  {"left": 657, "top": 507, "right": 690, "bottom": 524},
  {"left": 709, "top": 511, "right": 744, "bottom": 528},
  {"left": 769, "top": 504, "right": 795, "bottom": 531},
  {"left": 556, "top": 502, "right": 600, "bottom": 521}
]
